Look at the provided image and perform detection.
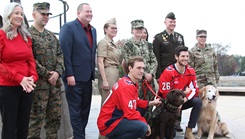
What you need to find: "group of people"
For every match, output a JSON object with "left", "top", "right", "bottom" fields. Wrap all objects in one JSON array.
[
  {"left": 0, "top": 1, "right": 64, "bottom": 139},
  {"left": 96, "top": 9, "right": 219, "bottom": 139},
  {"left": 0, "top": 2, "right": 220, "bottom": 139}
]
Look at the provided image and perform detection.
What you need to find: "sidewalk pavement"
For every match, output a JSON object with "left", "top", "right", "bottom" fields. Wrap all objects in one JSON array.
[
  {"left": 86, "top": 95, "right": 245, "bottom": 139},
  {"left": 1, "top": 95, "right": 244, "bottom": 139}
]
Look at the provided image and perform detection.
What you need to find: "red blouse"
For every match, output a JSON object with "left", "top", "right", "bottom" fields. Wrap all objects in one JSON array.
[{"left": 0, "top": 30, "right": 38, "bottom": 86}]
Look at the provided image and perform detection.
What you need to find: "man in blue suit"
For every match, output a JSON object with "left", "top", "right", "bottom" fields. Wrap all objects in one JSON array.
[{"left": 59, "top": 3, "right": 97, "bottom": 139}]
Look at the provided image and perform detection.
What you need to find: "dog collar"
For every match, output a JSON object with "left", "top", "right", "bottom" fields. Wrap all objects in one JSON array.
[{"left": 164, "top": 100, "right": 179, "bottom": 112}]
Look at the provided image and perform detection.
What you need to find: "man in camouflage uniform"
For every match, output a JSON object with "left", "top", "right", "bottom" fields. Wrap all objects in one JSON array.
[
  {"left": 28, "top": 2, "right": 64, "bottom": 139},
  {"left": 153, "top": 12, "right": 185, "bottom": 132},
  {"left": 189, "top": 30, "right": 220, "bottom": 89},
  {"left": 122, "top": 19, "right": 158, "bottom": 127}
]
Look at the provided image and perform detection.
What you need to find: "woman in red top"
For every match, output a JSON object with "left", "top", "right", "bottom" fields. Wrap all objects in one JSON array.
[{"left": 0, "top": 2, "right": 38, "bottom": 139}]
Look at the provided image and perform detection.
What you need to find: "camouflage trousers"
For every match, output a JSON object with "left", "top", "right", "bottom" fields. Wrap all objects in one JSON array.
[
  {"left": 138, "top": 79, "right": 156, "bottom": 126},
  {"left": 197, "top": 75, "right": 218, "bottom": 89},
  {"left": 28, "top": 86, "right": 62, "bottom": 139}
]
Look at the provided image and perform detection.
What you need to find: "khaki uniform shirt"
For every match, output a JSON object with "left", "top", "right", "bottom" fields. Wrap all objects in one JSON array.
[{"left": 97, "top": 36, "right": 120, "bottom": 67}]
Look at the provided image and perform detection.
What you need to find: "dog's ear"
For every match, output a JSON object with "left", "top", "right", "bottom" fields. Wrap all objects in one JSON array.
[
  {"left": 166, "top": 90, "right": 175, "bottom": 101},
  {"left": 215, "top": 87, "right": 220, "bottom": 99},
  {"left": 198, "top": 86, "right": 205, "bottom": 98},
  {"left": 181, "top": 90, "right": 185, "bottom": 98}
]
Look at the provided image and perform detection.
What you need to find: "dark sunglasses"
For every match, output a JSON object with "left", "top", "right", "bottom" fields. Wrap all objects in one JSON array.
[{"left": 40, "top": 13, "right": 50, "bottom": 16}]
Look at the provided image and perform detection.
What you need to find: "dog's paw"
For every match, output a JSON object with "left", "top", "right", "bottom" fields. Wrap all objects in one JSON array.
[
  {"left": 225, "top": 133, "right": 231, "bottom": 138},
  {"left": 195, "top": 135, "right": 201, "bottom": 139}
]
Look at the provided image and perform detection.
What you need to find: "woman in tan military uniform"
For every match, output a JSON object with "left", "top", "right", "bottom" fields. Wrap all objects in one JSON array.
[
  {"left": 97, "top": 18, "right": 120, "bottom": 139},
  {"left": 97, "top": 18, "right": 120, "bottom": 105}
]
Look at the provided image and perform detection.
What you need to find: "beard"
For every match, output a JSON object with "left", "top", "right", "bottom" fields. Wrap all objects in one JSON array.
[{"left": 178, "top": 60, "right": 188, "bottom": 66}]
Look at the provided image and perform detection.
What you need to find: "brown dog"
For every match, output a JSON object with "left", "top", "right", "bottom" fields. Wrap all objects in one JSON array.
[
  {"left": 148, "top": 89, "right": 185, "bottom": 139},
  {"left": 196, "top": 85, "right": 231, "bottom": 139}
]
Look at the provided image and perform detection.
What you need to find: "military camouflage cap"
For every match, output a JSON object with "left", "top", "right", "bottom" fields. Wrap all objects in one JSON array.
[
  {"left": 105, "top": 18, "right": 116, "bottom": 25},
  {"left": 131, "top": 19, "right": 144, "bottom": 29},
  {"left": 196, "top": 30, "right": 207, "bottom": 37},
  {"left": 33, "top": 2, "right": 52, "bottom": 15},
  {"left": 166, "top": 12, "right": 176, "bottom": 20}
]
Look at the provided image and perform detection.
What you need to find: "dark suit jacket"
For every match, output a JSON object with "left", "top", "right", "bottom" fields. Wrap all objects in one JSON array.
[
  {"left": 153, "top": 30, "right": 184, "bottom": 79},
  {"left": 59, "top": 19, "right": 97, "bottom": 82}
]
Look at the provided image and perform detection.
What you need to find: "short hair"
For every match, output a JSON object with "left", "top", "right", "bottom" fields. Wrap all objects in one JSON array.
[
  {"left": 126, "top": 56, "right": 144, "bottom": 74},
  {"left": 175, "top": 45, "right": 188, "bottom": 56},
  {"left": 2, "top": 2, "right": 31, "bottom": 42},
  {"left": 103, "top": 23, "right": 111, "bottom": 35},
  {"left": 77, "top": 3, "right": 89, "bottom": 12}
]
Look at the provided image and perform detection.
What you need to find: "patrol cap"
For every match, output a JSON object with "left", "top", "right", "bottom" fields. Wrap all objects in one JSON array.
[
  {"left": 196, "top": 30, "right": 207, "bottom": 37},
  {"left": 131, "top": 19, "right": 144, "bottom": 29},
  {"left": 33, "top": 2, "right": 52, "bottom": 15},
  {"left": 165, "top": 12, "right": 176, "bottom": 20},
  {"left": 105, "top": 18, "right": 116, "bottom": 25}
]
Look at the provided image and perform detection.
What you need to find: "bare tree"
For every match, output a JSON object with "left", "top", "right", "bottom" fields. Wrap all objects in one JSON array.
[
  {"left": 211, "top": 43, "right": 231, "bottom": 56},
  {"left": 211, "top": 43, "right": 239, "bottom": 76}
]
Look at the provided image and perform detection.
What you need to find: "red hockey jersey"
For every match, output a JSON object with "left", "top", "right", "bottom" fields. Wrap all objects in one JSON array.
[
  {"left": 158, "top": 64, "right": 199, "bottom": 99},
  {"left": 97, "top": 76, "right": 149, "bottom": 136}
]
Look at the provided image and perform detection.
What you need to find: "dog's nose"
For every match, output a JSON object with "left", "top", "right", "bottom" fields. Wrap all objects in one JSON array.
[{"left": 212, "top": 95, "right": 216, "bottom": 100}]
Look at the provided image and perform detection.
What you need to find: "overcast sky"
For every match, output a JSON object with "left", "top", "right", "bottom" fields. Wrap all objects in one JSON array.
[{"left": 1, "top": 0, "right": 244, "bottom": 56}]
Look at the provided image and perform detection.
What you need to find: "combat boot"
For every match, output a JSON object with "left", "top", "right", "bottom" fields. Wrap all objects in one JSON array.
[
  {"left": 174, "top": 119, "right": 183, "bottom": 132},
  {"left": 184, "top": 127, "right": 195, "bottom": 139}
]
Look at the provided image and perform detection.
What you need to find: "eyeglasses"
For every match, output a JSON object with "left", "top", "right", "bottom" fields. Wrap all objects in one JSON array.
[
  {"left": 135, "top": 27, "right": 144, "bottom": 30},
  {"left": 110, "top": 27, "right": 117, "bottom": 30},
  {"left": 199, "top": 36, "right": 206, "bottom": 38}
]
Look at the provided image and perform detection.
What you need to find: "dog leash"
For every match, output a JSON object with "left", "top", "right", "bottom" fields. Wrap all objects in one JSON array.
[{"left": 142, "top": 79, "right": 161, "bottom": 100}]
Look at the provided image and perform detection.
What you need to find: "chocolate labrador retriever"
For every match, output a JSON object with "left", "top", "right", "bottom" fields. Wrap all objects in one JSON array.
[{"left": 147, "top": 89, "right": 185, "bottom": 139}]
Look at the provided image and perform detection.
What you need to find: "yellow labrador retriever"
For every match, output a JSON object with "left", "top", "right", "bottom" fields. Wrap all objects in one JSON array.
[{"left": 196, "top": 85, "right": 230, "bottom": 139}]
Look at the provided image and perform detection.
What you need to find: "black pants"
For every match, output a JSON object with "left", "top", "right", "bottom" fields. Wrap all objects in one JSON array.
[
  {"left": 181, "top": 97, "right": 202, "bottom": 128},
  {"left": 0, "top": 86, "right": 33, "bottom": 139}
]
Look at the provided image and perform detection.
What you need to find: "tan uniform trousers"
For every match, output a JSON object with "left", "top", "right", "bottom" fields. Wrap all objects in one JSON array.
[{"left": 98, "top": 66, "right": 119, "bottom": 106}]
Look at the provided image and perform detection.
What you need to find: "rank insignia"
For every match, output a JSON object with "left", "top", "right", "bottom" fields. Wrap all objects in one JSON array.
[
  {"left": 162, "top": 34, "right": 167, "bottom": 41},
  {"left": 177, "top": 36, "right": 183, "bottom": 42}
]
